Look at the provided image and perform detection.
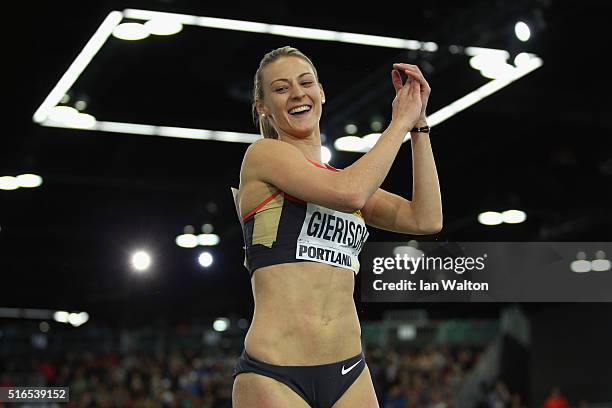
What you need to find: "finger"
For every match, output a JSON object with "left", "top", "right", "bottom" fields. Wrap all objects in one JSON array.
[
  {"left": 391, "top": 69, "right": 402, "bottom": 93},
  {"left": 400, "top": 76, "right": 413, "bottom": 97},
  {"left": 403, "top": 69, "right": 430, "bottom": 93},
  {"left": 401, "top": 66, "right": 430, "bottom": 91},
  {"left": 411, "top": 79, "right": 421, "bottom": 97}
]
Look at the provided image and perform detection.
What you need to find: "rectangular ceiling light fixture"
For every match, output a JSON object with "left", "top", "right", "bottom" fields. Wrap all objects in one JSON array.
[{"left": 33, "top": 9, "right": 542, "bottom": 147}]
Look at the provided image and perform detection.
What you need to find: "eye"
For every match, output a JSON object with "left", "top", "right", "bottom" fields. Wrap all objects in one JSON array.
[
  {"left": 275, "top": 87, "right": 288, "bottom": 92},
  {"left": 301, "top": 81, "right": 313, "bottom": 86}
]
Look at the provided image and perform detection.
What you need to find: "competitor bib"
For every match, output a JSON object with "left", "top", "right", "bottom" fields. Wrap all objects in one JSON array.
[{"left": 296, "top": 202, "right": 369, "bottom": 274}]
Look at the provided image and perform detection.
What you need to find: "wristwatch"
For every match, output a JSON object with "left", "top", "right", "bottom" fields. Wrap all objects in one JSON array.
[{"left": 410, "top": 125, "right": 430, "bottom": 133}]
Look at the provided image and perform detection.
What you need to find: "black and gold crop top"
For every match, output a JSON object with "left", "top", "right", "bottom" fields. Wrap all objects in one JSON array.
[{"left": 231, "top": 158, "right": 370, "bottom": 277}]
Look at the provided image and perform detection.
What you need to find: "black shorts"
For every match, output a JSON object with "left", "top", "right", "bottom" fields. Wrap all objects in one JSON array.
[{"left": 232, "top": 348, "right": 366, "bottom": 408}]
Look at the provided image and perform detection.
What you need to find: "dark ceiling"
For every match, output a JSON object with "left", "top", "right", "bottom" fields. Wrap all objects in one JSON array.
[{"left": 2, "top": 0, "right": 611, "bottom": 326}]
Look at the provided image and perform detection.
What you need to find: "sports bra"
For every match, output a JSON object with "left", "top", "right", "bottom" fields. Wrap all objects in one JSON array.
[{"left": 231, "top": 158, "right": 370, "bottom": 277}]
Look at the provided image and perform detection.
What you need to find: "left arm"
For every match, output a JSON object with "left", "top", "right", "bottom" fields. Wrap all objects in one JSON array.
[
  {"left": 407, "top": 127, "right": 443, "bottom": 233},
  {"left": 360, "top": 129, "right": 442, "bottom": 235},
  {"left": 360, "top": 126, "right": 442, "bottom": 235},
  {"left": 360, "top": 184, "right": 442, "bottom": 235},
  {"left": 360, "top": 187, "right": 423, "bottom": 234},
  {"left": 360, "top": 63, "right": 442, "bottom": 235}
]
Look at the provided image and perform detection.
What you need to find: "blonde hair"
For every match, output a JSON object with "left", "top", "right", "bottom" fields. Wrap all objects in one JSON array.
[{"left": 252, "top": 46, "right": 320, "bottom": 140}]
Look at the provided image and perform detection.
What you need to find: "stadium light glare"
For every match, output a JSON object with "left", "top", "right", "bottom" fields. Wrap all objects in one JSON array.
[
  {"left": 176, "top": 234, "right": 198, "bottom": 248},
  {"left": 198, "top": 252, "right": 213, "bottom": 267},
  {"left": 397, "top": 324, "right": 417, "bottom": 340},
  {"left": 344, "top": 123, "right": 358, "bottom": 135},
  {"left": 33, "top": 9, "right": 542, "bottom": 147},
  {"left": 16, "top": 174, "right": 43, "bottom": 188},
  {"left": 501, "top": 210, "right": 527, "bottom": 224},
  {"left": 213, "top": 317, "right": 229, "bottom": 332},
  {"left": 68, "top": 113, "right": 97, "bottom": 129},
  {"left": 321, "top": 146, "right": 332, "bottom": 164},
  {"left": 480, "top": 63, "right": 517, "bottom": 80},
  {"left": 48, "top": 106, "right": 79, "bottom": 122},
  {"left": 144, "top": 18, "right": 183, "bottom": 36},
  {"left": 469, "top": 53, "right": 509, "bottom": 70},
  {"left": 571, "top": 260, "right": 591, "bottom": 273},
  {"left": 131, "top": 251, "right": 151, "bottom": 271},
  {"left": 514, "top": 52, "right": 532, "bottom": 67},
  {"left": 0, "top": 176, "right": 19, "bottom": 190},
  {"left": 592, "top": 250, "right": 611, "bottom": 272},
  {"left": 68, "top": 312, "right": 89, "bottom": 327},
  {"left": 32, "top": 11, "right": 123, "bottom": 124},
  {"left": 592, "top": 259, "right": 611, "bottom": 272},
  {"left": 478, "top": 211, "right": 503, "bottom": 226},
  {"left": 197, "top": 234, "right": 220, "bottom": 246},
  {"left": 334, "top": 136, "right": 364, "bottom": 152},
  {"left": 74, "top": 100, "right": 88, "bottom": 111},
  {"left": 113, "top": 22, "right": 149, "bottom": 40},
  {"left": 53, "top": 311, "right": 69, "bottom": 323},
  {"left": 515, "top": 21, "right": 531, "bottom": 42},
  {"left": 268, "top": 25, "right": 337, "bottom": 41},
  {"left": 362, "top": 133, "right": 383, "bottom": 149}
]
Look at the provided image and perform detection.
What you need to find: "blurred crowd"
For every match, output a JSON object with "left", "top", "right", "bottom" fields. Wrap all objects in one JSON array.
[
  {"left": 1, "top": 341, "right": 488, "bottom": 408},
  {"left": 0, "top": 324, "right": 580, "bottom": 408},
  {"left": 1, "top": 346, "right": 234, "bottom": 408},
  {"left": 369, "top": 344, "right": 481, "bottom": 408}
]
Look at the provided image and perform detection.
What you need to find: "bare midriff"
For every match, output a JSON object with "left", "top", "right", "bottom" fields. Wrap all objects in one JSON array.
[
  {"left": 244, "top": 261, "right": 363, "bottom": 366},
  {"left": 236, "top": 179, "right": 363, "bottom": 366}
]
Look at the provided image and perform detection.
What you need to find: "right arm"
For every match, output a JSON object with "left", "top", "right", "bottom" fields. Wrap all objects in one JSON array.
[
  {"left": 241, "top": 138, "right": 361, "bottom": 213},
  {"left": 243, "top": 66, "right": 423, "bottom": 213}
]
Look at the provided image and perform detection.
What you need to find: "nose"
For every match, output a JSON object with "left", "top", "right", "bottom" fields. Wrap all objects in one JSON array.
[{"left": 289, "top": 87, "right": 306, "bottom": 100}]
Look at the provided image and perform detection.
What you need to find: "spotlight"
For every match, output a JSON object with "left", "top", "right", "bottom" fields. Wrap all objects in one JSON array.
[
  {"left": 321, "top": 146, "right": 332, "bottom": 164},
  {"left": 344, "top": 123, "right": 358, "bottom": 135},
  {"left": 144, "top": 18, "right": 183, "bottom": 36},
  {"left": 0, "top": 176, "right": 19, "bottom": 190},
  {"left": 16, "top": 174, "right": 43, "bottom": 188},
  {"left": 213, "top": 317, "right": 229, "bottom": 332},
  {"left": 113, "top": 22, "right": 149, "bottom": 40},
  {"left": 198, "top": 252, "right": 213, "bottom": 267},
  {"left": 74, "top": 100, "right": 88, "bottom": 111},
  {"left": 571, "top": 252, "right": 591, "bottom": 273},
  {"left": 478, "top": 211, "right": 503, "bottom": 226},
  {"left": 131, "top": 251, "right": 151, "bottom": 271},
  {"left": 514, "top": 21, "right": 531, "bottom": 42},
  {"left": 176, "top": 234, "right": 198, "bottom": 248},
  {"left": 370, "top": 115, "right": 384, "bottom": 132}
]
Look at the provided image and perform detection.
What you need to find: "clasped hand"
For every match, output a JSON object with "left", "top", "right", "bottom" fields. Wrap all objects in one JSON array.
[{"left": 390, "top": 63, "right": 431, "bottom": 131}]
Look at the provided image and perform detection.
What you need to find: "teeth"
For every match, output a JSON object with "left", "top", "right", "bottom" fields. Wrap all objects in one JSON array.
[{"left": 289, "top": 105, "right": 311, "bottom": 114}]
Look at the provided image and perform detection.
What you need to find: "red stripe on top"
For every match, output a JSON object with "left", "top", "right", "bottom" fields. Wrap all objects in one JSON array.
[
  {"left": 306, "top": 158, "right": 339, "bottom": 172},
  {"left": 242, "top": 190, "right": 282, "bottom": 221},
  {"left": 241, "top": 158, "right": 339, "bottom": 221},
  {"left": 325, "top": 163, "right": 339, "bottom": 172},
  {"left": 284, "top": 193, "right": 306, "bottom": 204}
]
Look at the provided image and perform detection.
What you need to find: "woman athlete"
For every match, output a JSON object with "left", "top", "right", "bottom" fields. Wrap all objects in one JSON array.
[{"left": 231, "top": 46, "right": 442, "bottom": 408}]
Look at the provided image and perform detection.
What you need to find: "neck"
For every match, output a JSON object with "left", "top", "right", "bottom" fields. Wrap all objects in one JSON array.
[{"left": 278, "top": 128, "right": 322, "bottom": 164}]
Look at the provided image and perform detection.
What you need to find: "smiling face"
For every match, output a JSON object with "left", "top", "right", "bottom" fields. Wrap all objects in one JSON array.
[{"left": 256, "top": 56, "right": 325, "bottom": 139}]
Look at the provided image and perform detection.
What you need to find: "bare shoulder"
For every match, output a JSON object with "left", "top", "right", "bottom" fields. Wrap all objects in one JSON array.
[
  {"left": 240, "top": 138, "right": 302, "bottom": 183},
  {"left": 238, "top": 138, "right": 359, "bottom": 213}
]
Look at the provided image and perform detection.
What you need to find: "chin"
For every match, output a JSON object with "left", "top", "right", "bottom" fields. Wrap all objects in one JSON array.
[
  {"left": 281, "top": 123, "right": 316, "bottom": 138},
  {"left": 288, "top": 128, "right": 314, "bottom": 139}
]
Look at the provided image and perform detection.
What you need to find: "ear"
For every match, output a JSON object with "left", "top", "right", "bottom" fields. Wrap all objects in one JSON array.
[{"left": 255, "top": 100, "right": 268, "bottom": 116}]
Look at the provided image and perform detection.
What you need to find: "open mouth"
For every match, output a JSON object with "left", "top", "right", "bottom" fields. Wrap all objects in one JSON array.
[{"left": 288, "top": 104, "right": 312, "bottom": 118}]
